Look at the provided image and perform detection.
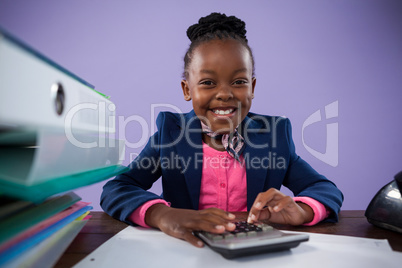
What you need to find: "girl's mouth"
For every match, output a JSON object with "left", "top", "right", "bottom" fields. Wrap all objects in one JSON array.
[{"left": 211, "top": 108, "right": 236, "bottom": 116}]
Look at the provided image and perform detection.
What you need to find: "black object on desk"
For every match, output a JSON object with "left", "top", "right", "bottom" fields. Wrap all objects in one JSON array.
[{"left": 365, "top": 171, "right": 402, "bottom": 233}]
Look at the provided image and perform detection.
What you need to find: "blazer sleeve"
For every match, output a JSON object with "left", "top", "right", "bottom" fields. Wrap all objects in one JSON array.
[
  {"left": 281, "top": 118, "right": 344, "bottom": 222},
  {"left": 100, "top": 122, "right": 164, "bottom": 225}
]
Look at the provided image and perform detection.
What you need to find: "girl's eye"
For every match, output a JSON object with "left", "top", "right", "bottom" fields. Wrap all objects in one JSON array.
[
  {"left": 200, "top": 80, "right": 214, "bottom": 86},
  {"left": 233, "top": 80, "right": 247, "bottom": 85}
]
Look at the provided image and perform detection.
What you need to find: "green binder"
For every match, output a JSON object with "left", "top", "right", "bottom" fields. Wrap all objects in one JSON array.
[{"left": 0, "top": 165, "right": 128, "bottom": 203}]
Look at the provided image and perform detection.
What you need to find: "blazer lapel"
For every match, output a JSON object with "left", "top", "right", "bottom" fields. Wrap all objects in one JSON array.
[
  {"left": 240, "top": 116, "right": 270, "bottom": 210},
  {"left": 172, "top": 111, "right": 203, "bottom": 210}
]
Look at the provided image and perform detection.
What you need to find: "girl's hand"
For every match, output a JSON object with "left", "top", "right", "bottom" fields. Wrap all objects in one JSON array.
[
  {"left": 144, "top": 204, "right": 236, "bottom": 247},
  {"left": 247, "top": 188, "right": 314, "bottom": 225}
]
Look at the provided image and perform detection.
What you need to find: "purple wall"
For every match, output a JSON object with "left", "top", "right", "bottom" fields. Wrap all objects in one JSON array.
[{"left": 1, "top": 0, "right": 401, "bottom": 211}]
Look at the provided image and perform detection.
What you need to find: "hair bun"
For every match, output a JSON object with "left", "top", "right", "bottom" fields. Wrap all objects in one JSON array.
[{"left": 186, "top": 12, "right": 247, "bottom": 42}]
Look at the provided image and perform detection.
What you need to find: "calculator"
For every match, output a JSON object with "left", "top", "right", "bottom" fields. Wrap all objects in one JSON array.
[{"left": 195, "top": 221, "right": 309, "bottom": 259}]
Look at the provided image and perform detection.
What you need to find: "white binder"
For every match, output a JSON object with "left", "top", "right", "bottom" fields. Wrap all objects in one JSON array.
[
  {"left": 0, "top": 129, "right": 125, "bottom": 185},
  {"left": 0, "top": 28, "right": 115, "bottom": 133}
]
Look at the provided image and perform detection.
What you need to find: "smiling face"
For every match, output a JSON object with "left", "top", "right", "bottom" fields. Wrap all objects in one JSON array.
[{"left": 181, "top": 39, "right": 256, "bottom": 134}]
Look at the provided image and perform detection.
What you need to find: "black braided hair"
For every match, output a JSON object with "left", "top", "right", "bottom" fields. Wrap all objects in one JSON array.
[
  {"left": 183, "top": 12, "right": 255, "bottom": 79},
  {"left": 186, "top": 12, "right": 247, "bottom": 43}
]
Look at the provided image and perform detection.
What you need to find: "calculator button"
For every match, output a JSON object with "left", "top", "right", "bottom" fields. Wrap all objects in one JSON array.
[
  {"left": 262, "top": 225, "right": 273, "bottom": 231},
  {"left": 204, "top": 232, "right": 214, "bottom": 239},
  {"left": 211, "top": 235, "right": 223, "bottom": 241},
  {"left": 223, "top": 233, "right": 235, "bottom": 239},
  {"left": 247, "top": 231, "right": 257, "bottom": 237},
  {"left": 236, "top": 232, "right": 246, "bottom": 238}
]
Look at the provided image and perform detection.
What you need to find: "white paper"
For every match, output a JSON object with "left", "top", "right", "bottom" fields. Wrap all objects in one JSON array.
[{"left": 74, "top": 226, "right": 402, "bottom": 268}]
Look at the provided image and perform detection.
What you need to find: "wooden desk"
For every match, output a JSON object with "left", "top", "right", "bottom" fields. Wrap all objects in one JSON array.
[{"left": 55, "top": 210, "right": 402, "bottom": 267}]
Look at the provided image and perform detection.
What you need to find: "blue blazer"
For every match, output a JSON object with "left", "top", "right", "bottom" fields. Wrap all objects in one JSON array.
[{"left": 101, "top": 110, "right": 343, "bottom": 225}]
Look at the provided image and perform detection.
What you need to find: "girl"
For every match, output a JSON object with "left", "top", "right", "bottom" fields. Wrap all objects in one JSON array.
[{"left": 101, "top": 12, "right": 343, "bottom": 248}]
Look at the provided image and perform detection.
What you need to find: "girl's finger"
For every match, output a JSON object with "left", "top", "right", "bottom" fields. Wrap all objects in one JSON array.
[
  {"left": 184, "top": 213, "right": 236, "bottom": 233},
  {"left": 248, "top": 195, "right": 267, "bottom": 223},
  {"left": 200, "top": 208, "right": 236, "bottom": 220},
  {"left": 248, "top": 189, "right": 286, "bottom": 223},
  {"left": 271, "top": 196, "right": 296, "bottom": 212},
  {"left": 182, "top": 231, "right": 205, "bottom": 248}
]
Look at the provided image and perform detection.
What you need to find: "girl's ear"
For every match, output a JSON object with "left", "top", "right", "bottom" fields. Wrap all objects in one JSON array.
[
  {"left": 251, "top": 77, "right": 256, "bottom": 98},
  {"left": 181, "top": 80, "right": 192, "bottom": 101}
]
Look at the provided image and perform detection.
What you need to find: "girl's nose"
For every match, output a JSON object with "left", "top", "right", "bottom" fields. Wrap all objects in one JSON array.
[{"left": 216, "top": 85, "right": 234, "bottom": 101}]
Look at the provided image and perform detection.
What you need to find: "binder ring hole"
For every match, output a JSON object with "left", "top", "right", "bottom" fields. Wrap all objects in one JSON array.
[{"left": 51, "top": 83, "right": 65, "bottom": 116}]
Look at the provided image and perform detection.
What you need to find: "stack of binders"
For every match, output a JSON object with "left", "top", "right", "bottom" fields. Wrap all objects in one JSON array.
[{"left": 0, "top": 27, "right": 128, "bottom": 267}]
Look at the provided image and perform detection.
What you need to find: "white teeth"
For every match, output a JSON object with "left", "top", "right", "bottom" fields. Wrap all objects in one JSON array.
[{"left": 213, "top": 109, "right": 233, "bottom": 115}]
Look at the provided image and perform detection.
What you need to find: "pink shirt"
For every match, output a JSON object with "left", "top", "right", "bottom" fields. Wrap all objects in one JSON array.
[
  {"left": 198, "top": 143, "right": 247, "bottom": 212},
  {"left": 129, "top": 143, "right": 328, "bottom": 227}
]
